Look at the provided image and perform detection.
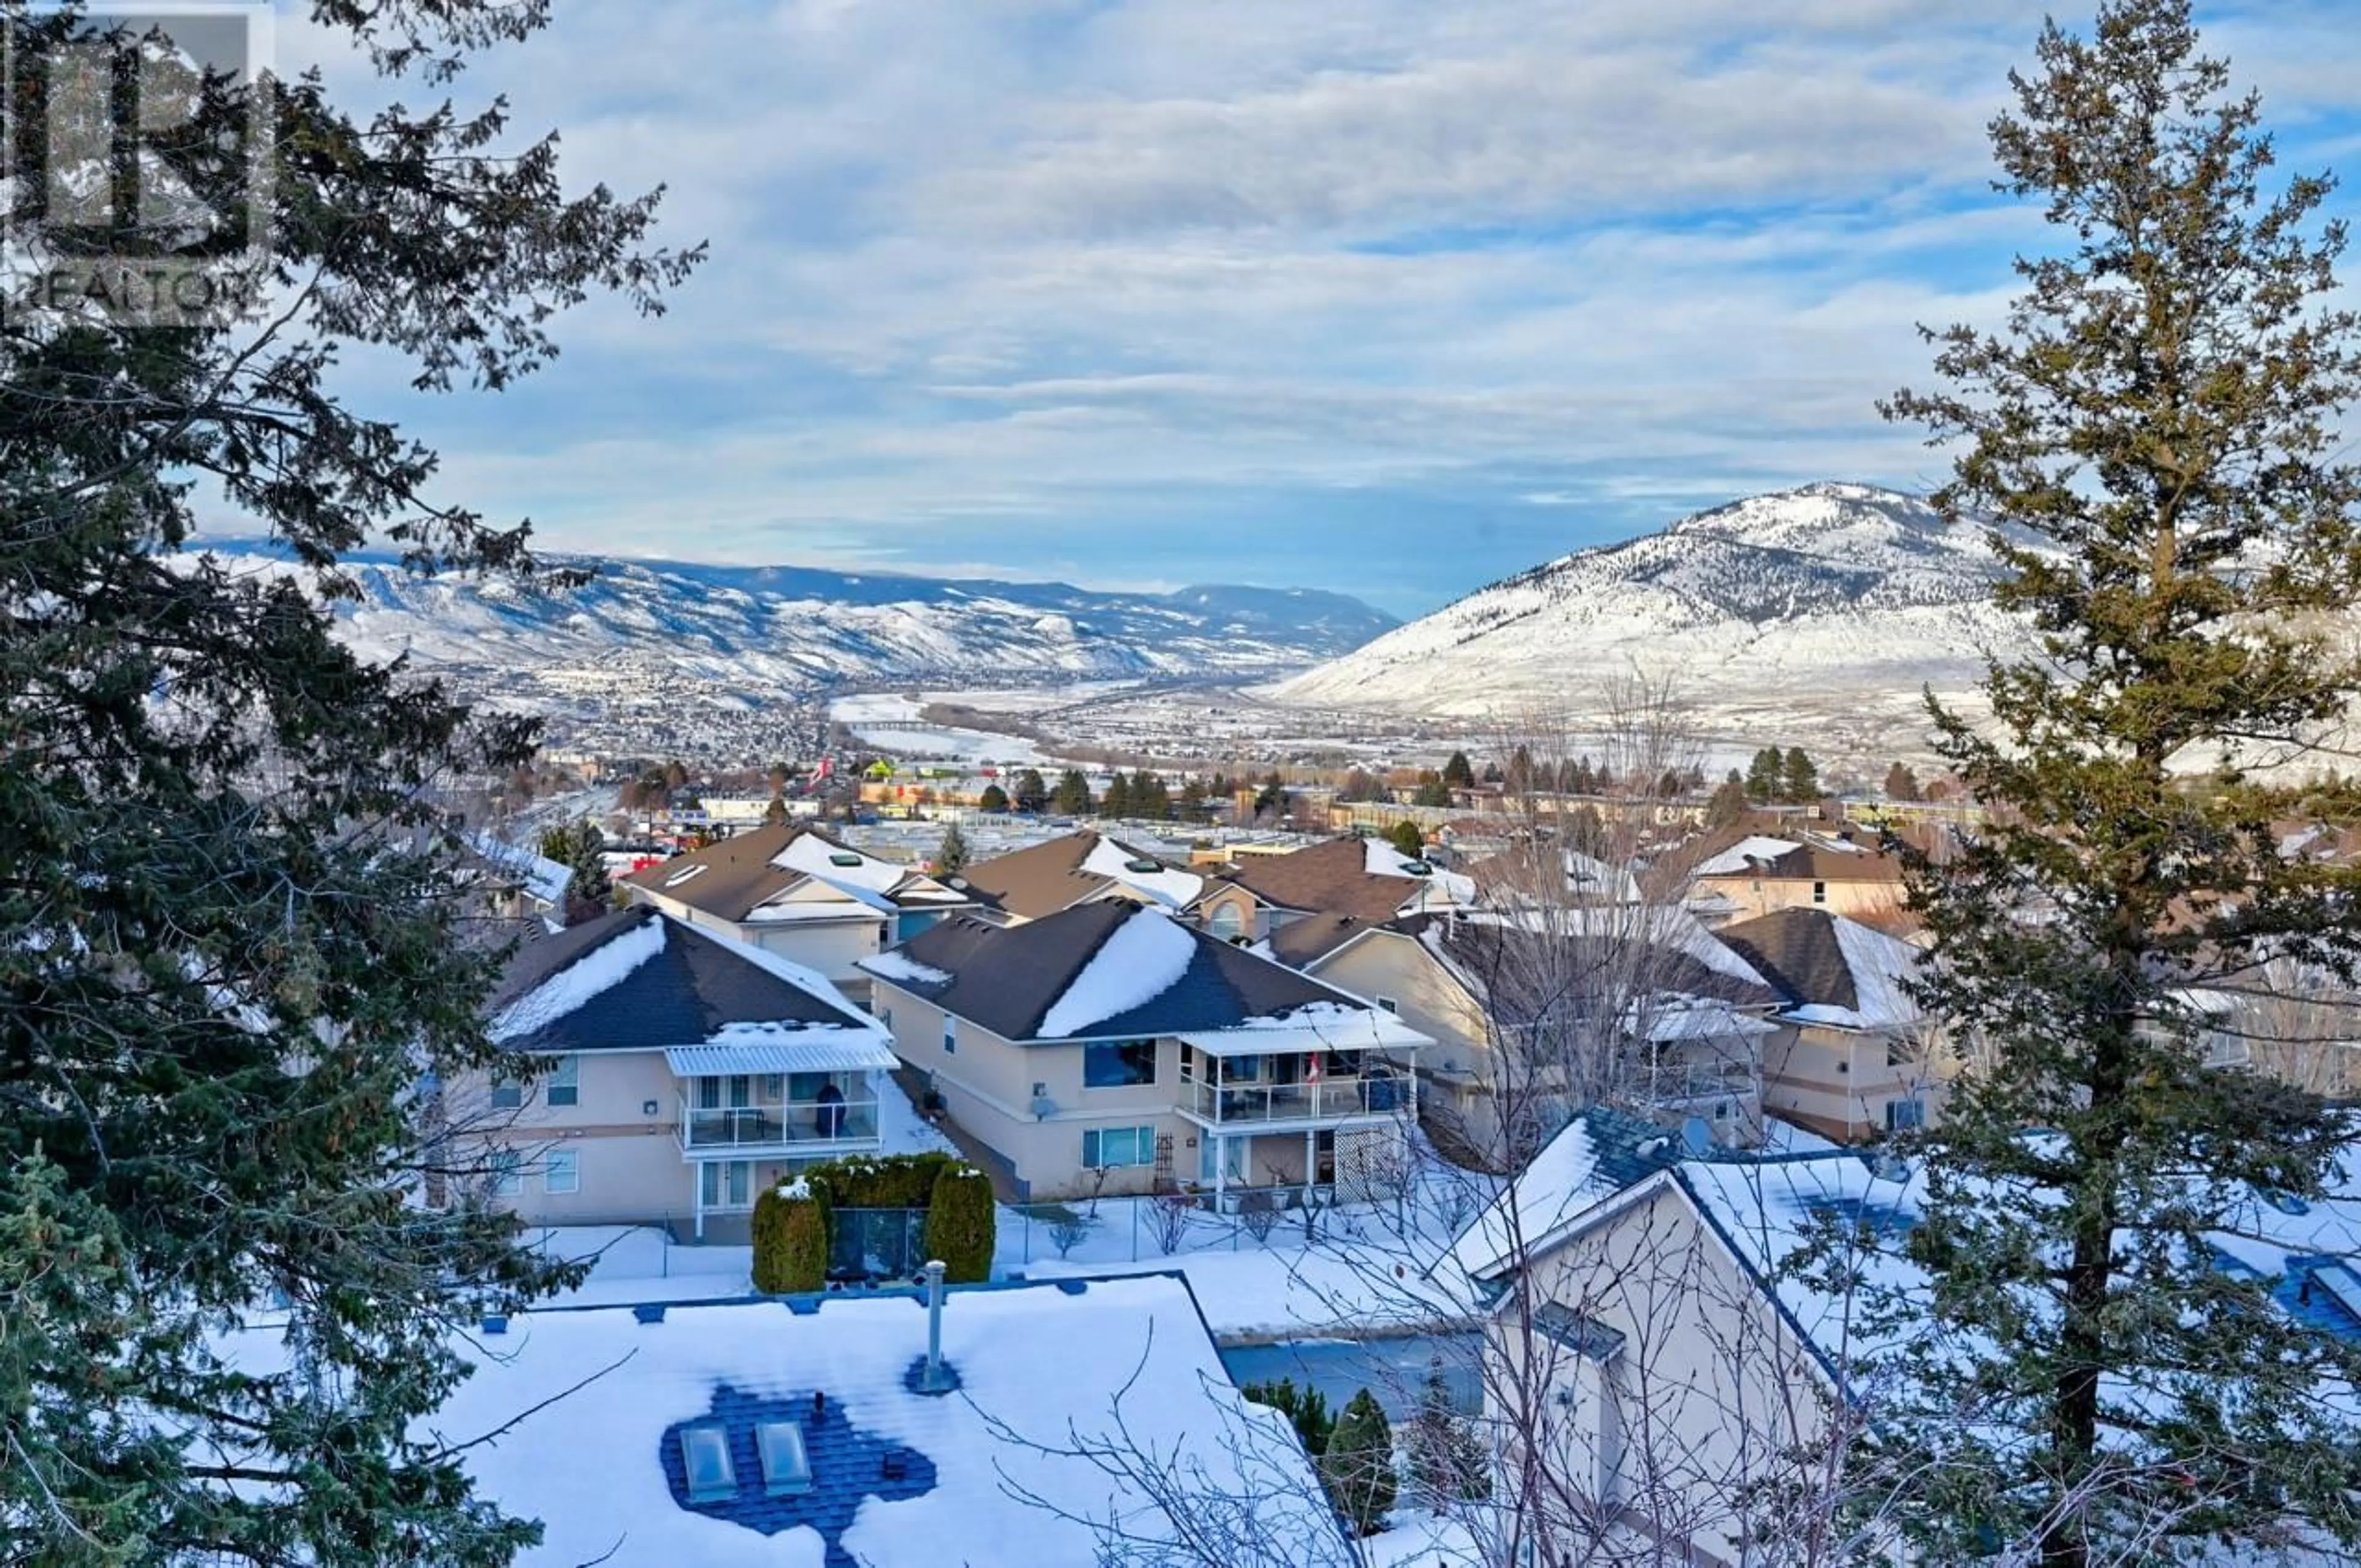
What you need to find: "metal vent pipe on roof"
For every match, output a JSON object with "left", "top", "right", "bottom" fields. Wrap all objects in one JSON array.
[{"left": 919, "top": 1259, "right": 954, "bottom": 1392}]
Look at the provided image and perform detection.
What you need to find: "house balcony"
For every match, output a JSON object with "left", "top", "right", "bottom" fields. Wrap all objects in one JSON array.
[
  {"left": 1177, "top": 1071, "right": 1410, "bottom": 1129},
  {"left": 676, "top": 1093, "right": 881, "bottom": 1159},
  {"left": 1631, "top": 1063, "right": 1759, "bottom": 1111}
]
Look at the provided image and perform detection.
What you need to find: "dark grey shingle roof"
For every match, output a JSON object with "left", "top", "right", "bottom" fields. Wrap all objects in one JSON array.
[
  {"left": 492, "top": 906, "right": 869, "bottom": 1055},
  {"left": 1714, "top": 908, "right": 1861, "bottom": 1012},
  {"left": 874, "top": 902, "right": 1371, "bottom": 1042}
]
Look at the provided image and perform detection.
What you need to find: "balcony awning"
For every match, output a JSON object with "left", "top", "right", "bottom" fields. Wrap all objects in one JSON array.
[
  {"left": 1178, "top": 1009, "right": 1430, "bottom": 1059},
  {"left": 665, "top": 1028, "right": 897, "bottom": 1077}
]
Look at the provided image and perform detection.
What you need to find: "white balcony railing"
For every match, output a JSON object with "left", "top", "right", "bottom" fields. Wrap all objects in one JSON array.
[
  {"left": 1179, "top": 1073, "right": 1409, "bottom": 1126},
  {"left": 678, "top": 1095, "right": 880, "bottom": 1155}
]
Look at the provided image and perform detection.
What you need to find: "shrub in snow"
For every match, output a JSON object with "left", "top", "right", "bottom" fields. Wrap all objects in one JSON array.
[
  {"left": 922, "top": 1165, "right": 995, "bottom": 1283},
  {"left": 1240, "top": 1377, "right": 1332, "bottom": 1457},
  {"left": 805, "top": 1150, "right": 961, "bottom": 1210},
  {"left": 753, "top": 1185, "right": 828, "bottom": 1294},
  {"left": 1149, "top": 1189, "right": 1193, "bottom": 1256},
  {"left": 1320, "top": 1388, "right": 1397, "bottom": 1537},
  {"left": 1030, "top": 1203, "right": 1093, "bottom": 1259},
  {"left": 1236, "top": 1188, "right": 1280, "bottom": 1245}
]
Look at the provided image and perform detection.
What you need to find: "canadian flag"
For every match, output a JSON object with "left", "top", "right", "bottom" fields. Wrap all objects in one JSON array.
[{"left": 1305, "top": 1052, "right": 1322, "bottom": 1085}]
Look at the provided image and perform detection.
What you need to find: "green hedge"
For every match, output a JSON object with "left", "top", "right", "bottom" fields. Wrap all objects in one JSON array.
[
  {"left": 751, "top": 1181, "right": 829, "bottom": 1294},
  {"left": 923, "top": 1165, "right": 996, "bottom": 1283},
  {"left": 803, "top": 1150, "right": 960, "bottom": 1210}
]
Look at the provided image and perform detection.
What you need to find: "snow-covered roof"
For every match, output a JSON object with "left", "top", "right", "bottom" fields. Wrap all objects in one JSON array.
[
  {"left": 218, "top": 1275, "right": 1337, "bottom": 1568},
  {"left": 1715, "top": 909, "right": 1920, "bottom": 1032},
  {"left": 489, "top": 909, "right": 887, "bottom": 1056},
  {"left": 772, "top": 830, "right": 907, "bottom": 895},
  {"left": 664, "top": 1031, "right": 898, "bottom": 1077},
  {"left": 1177, "top": 1000, "right": 1432, "bottom": 1059},
  {"left": 1078, "top": 833, "right": 1206, "bottom": 909},
  {"left": 1037, "top": 906, "right": 1199, "bottom": 1037},
  {"left": 1693, "top": 836, "right": 1804, "bottom": 877},
  {"left": 1364, "top": 837, "right": 1479, "bottom": 905},
  {"left": 1441, "top": 1109, "right": 1682, "bottom": 1282},
  {"left": 470, "top": 831, "right": 572, "bottom": 908}
]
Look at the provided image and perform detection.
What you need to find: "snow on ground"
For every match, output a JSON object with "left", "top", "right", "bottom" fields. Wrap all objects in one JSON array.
[
  {"left": 1035, "top": 908, "right": 1198, "bottom": 1037},
  {"left": 829, "top": 691, "right": 1058, "bottom": 767}
]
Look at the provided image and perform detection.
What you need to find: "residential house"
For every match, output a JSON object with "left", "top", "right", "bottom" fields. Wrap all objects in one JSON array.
[
  {"left": 1714, "top": 907, "right": 1945, "bottom": 1142},
  {"left": 1449, "top": 1117, "right": 2361, "bottom": 1567},
  {"left": 1685, "top": 829, "right": 1907, "bottom": 926},
  {"left": 467, "top": 830, "right": 573, "bottom": 927},
  {"left": 620, "top": 823, "right": 976, "bottom": 981},
  {"left": 215, "top": 1274, "right": 1339, "bottom": 1568},
  {"left": 957, "top": 829, "right": 1206, "bottom": 925},
  {"left": 1268, "top": 908, "right": 1781, "bottom": 1160},
  {"left": 859, "top": 902, "right": 1427, "bottom": 1206},
  {"left": 1196, "top": 833, "right": 1478, "bottom": 942},
  {"left": 461, "top": 906, "right": 898, "bottom": 1238}
]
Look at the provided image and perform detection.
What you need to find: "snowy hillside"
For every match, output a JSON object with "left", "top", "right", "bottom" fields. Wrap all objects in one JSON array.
[
  {"left": 183, "top": 545, "right": 1395, "bottom": 699},
  {"left": 1268, "top": 483, "right": 2036, "bottom": 729}
]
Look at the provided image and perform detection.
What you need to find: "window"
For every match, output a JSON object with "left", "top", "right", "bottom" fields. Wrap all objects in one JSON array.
[
  {"left": 490, "top": 1150, "right": 522, "bottom": 1197},
  {"left": 545, "top": 1055, "right": 579, "bottom": 1108},
  {"left": 757, "top": 1420, "right": 813, "bottom": 1497},
  {"left": 1083, "top": 1125, "right": 1156, "bottom": 1168},
  {"left": 541, "top": 1148, "right": 579, "bottom": 1194},
  {"left": 700, "top": 1160, "right": 753, "bottom": 1208},
  {"left": 1208, "top": 903, "right": 1244, "bottom": 941},
  {"left": 1084, "top": 1039, "right": 1158, "bottom": 1088},
  {"left": 1886, "top": 1096, "right": 1926, "bottom": 1133},
  {"left": 761, "top": 1074, "right": 786, "bottom": 1101},
  {"left": 679, "top": 1425, "right": 736, "bottom": 1503},
  {"left": 1375, "top": 996, "right": 1401, "bottom": 1015},
  {"left": 943, "top": 1017, "right": 957, "bottom": 1055},
  {"left": 878, "top": 1004, "right": 894, "bottom": 1032},
  {"left": 489, "top": 1073, "right": 523, "bottom": 1111},
  {"left": 1813, "top": 880, "right": 1828, "bottom": 905}
]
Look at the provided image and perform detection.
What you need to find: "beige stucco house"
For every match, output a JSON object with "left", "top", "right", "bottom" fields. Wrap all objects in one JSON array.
[
  {"left": 1686, "top": 830, "right": 1907, "bottom": 927},
  {"left": 1715, "top": 907, "right": 1949, "bottom": 1142},
  {"left": 1265, "top": 909, "right": 1783, "bottom": 1163},
  {"left": 452, "top": 906, "right": 898, "bottom": 1238},
  {"left": 859, "top": 901, "right": 1428, "bottom": 1205},
  {"left": 619, "top": 823, "right": 976, "bottom": 981}
]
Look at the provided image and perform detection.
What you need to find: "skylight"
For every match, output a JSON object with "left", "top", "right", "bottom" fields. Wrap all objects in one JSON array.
[
  {"left": 756, "top": 1420, "right": 813, "bottom": 1497},
  {"left": 679, "top": 1424, "right": 736, "bottom": 1503},
  {"left": 829, "top": 852, "right": 864, "bottom": 868}
]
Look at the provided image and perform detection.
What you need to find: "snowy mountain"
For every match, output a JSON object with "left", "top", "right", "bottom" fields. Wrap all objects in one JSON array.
[
  {"left": 183, "top": 545, "right": 1393, "bottom": 711},
  {"left": 1268, "top": 483, "right": 2035, "bottom": 743}
]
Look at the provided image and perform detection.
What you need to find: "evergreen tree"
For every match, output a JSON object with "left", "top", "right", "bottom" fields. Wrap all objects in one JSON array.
[
  {"left": 1706, "top": 776, "right": 1750, "bottom": 828},
  {"left": 0, "top": 4, "right": 699, "bottom": 1561},
  {"left": 935, "top": 820, "right": 971, "bottom": 875},
  {"left": 1128, "top": 768, "right": 1169, "bottom": 820},
  {"left": 1779, "top": 745, "right": 1819, "bottom": 804},
  {"left": 1100, "top": 772, "right": 1132, "bottom": 820},
  {"left": 1884, "top": 761, "right": 1923, "bottom": 802},
  {"left": 1051, "top": 767, "right": 1093, "bottom": 816},
  {"left": 975, "top": 784, "right": 1010, "bottom": 814},
  {"left": 1481, "top": 759, "right": 1505, "bottom": 785},
  {"left": 1319, "top": 1388, "right": 1398, "bottom": 1537},
  {"left": 1744, "top": 746, "right": 1783, "bottom": 802},
  {"left": 1442, "top": 750, "right": 1475, "bottom": 788},
  {"left": 1407, "top": 1356, "right": 1488, "bottom": 1506},
  {"left": 1179, "top": 778, "right": 1210, "bottom": 821},
  {"left": 1385, "top": 819, "right": 1425, "bottom": 859},
  {"left": 1875, "top": 4, "right": 2361, "bottom": 1560},
  {"left": 1506, "top": 743, "right": 1535, "bottom": 795},
  {"left": 1412, "top": 777, "right": 1453, "bottom": 809},
  {"left": 537, "top": 820, "right": 612, "bottom": 927},
  {"left": 1011, "top": 767, "right": 1049, "bottom": 814}
]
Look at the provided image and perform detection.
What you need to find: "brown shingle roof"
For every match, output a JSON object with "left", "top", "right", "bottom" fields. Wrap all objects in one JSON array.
[
  {"left": 1713, "top": 908, "right": 1861, "bottom": 1011},
  {"left": 1217, "top": 836, "right": 1440, "bottom": 924},
  {"left": 621, "top": 823, "right": 944, "bottom": 921},
  {"left": 958, "top": 831, "right": 1184, "bottom": 921}
]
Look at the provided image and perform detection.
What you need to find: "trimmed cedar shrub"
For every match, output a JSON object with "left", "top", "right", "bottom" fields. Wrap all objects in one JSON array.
[
  {"left": 751, "top": 1181, "right": 829, "bottom": 1294},
  {"left": 1240, "top": 1377, "right": 1334, "bottom": 1457},
  {"left": 804, "top": 1150, "right": 959, "bottom": 1211},
  {"left": 922, "top": 1164, "right": 996, "bottom": 1283}
]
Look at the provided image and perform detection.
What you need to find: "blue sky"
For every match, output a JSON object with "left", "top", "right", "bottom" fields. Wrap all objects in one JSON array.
[{"left": 282, "top": 0, "right": 2361, "bottom": 618}]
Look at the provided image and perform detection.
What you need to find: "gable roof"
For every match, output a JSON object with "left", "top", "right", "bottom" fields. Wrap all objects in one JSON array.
[
  {"left": 1262, "top": 911, "right": 1387, "bottom": 968},
  {"left": 1426, "top": 909, "right": 1780, "bottom": 1018},
  {"left": 215, "top": 1275, "right": 1337, "bottom": 1568},
  {"left": 959, "top": 831, "right": 1204, "bottom": 921},
  {"left": 1688, "top": 828, "right": 1906, "bottom": 885},
  {"left": 861, "top": 902, "right": 1423, "bottom": 1046},
  {"left": 1714, "top": 908, "right": 1921, "bottom": 1030},
  {"left": 1217, "top": 835, "right": 1475, "bottom": 923},
  {"left": 1441, "top": 1107, "right": 1688, "bottom": 1282},
  {"left": 623, "top": 824, "right": 969, "bottom": 923},
  {"left": 490, "top": 906, "right": 887, "bottom": 1059}
]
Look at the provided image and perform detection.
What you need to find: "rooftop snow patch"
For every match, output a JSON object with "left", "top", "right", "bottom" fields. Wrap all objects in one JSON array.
[
  {"left": 1693, "top": 836, "right": 1804, "bottom": 877},
  {"left": 1037, "top": 909, "right": 1198, "bottom": 1038},
  {"left": 491, "top": 915, "right": 666, "bottom": 1042},
  {"left": 1079, "top": 834, "right": 1204, "bottom": 908},
  {"left": 860, "top": 951, "right": 952, "bottom": 988}
]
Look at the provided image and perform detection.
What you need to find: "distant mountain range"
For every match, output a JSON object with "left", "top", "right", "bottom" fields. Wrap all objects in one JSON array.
[
  {"left": 1268, "top": 483, "right": 2037, "bottom": 751},
  {"left": 182, "top": 545, "right": 1399, "bottom": 701}
]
